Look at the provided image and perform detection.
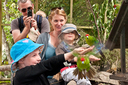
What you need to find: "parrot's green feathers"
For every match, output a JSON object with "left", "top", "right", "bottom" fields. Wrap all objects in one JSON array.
[
  {"left": 77, "top": 56, "right": 90, "bottom": 72},
  {"left": 85, "top": 34, "right": 99, "bottom": 46},
  {"left": 73, "top": 55, "right": 96, "bottom": 80}
]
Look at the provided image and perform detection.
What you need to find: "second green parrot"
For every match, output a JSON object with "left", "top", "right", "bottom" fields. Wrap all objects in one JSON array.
[{"left": 73, "top": 54, "right": 96, "bottom": 80}]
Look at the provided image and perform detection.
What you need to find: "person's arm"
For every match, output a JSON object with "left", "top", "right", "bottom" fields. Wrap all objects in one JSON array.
[
  {"left": 12, "top": 16, "right": 32, "bottom": 43},
  {"left": 12, "top": 27, "right": 30, "bottom": 43},
  {"left": 17, "top": 47, "right": 100, "bottom": 81}
]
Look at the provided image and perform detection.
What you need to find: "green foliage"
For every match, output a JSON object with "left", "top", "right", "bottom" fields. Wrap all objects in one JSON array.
[
  {"left": 2, "top": 0, "right": 18, "bottom": 50},
  {"left": 38, "top": 0, "right": 70, "bottom": 16},
  {"left": 2, "top": 0, "right": 125, "bottom": 81},
  {"left": 0, "top": 81, "right": 11, "bottom": 84},
  {"left": 89, "top": 0, "right": 115, "bottom": 42}
]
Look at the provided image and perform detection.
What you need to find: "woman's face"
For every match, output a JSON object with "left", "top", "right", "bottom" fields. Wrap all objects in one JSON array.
[{"left": 50, "top": 14, "right": 66, "bottom": 32}]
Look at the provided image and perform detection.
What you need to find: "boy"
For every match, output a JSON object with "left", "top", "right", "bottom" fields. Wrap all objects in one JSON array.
[
  {"left": 55, "top": 24, "right": 100, "bottom": 85},
  {"left": 36, "top": 10, "right": 46, "bottom": 18},
  {"left": 10, "top": 38, "right": 97, "bottom": 85}
]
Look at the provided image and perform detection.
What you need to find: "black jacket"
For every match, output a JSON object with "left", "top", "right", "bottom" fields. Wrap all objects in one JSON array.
[{"left": 13, "top": 54, "right": 65, "bottom": 85}]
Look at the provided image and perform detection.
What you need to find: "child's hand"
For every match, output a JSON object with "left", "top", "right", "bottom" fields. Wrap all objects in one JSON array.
[{"left": 89, "top": 55, "right": 100, "bottom": 61}]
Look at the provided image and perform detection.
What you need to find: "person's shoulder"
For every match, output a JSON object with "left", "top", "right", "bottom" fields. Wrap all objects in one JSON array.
[
  {"left": 35, "top": 14, "right": 48, "bottom": 22},
  {"left": 38, "top": 32, "right": 49, "bottom": 39},
  {"left": 11, "top": 18, "right": 18, "bottom": 23},
  {"left": 40, "top": 32, "right": 49, "bottom": 36},
  {"left": 36, "top": 32, "right": 49, "bottom": 43},
  {"left": 42, "top": 17, "right": 48, "bottom": 21}
]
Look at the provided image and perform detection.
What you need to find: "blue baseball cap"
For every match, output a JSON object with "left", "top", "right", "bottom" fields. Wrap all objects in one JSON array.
[{"left": 10, "top": 38, "right": 44, "bottom": 73}]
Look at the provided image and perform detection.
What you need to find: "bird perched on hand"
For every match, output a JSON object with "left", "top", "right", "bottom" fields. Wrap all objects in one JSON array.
[
  {"left": 85, "top": 34, "right": 99, "bottom": 46},
  {"left": 85, "top": 34, "right": 105, "bottom": 58},
  {"left": 73, "top": 54, "right": 96, "bottom": 80}
]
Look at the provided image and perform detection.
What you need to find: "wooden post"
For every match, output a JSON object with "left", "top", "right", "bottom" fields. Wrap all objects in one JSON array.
[
  {"left": 35, "top": 0, "right": 38, "bottom": 13},
  {"left": 0, "top": 0, "right": 2, "bottom": 65},
  {"left": 70, "top": 0, "right": 73, "bottom": 23},
  {"left": 120, "top": 27, "right": 127, "bottom": 85},
  {"left": 125, "top": 0, "right": 128, "bottom": 3}
]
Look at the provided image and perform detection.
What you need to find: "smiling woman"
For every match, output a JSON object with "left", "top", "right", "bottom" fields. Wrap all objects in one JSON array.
[
  {"left": 36, "top": 8, "right": 67, "bottom": 60},
  {"left": 36, "top": 7, "right": 68, "bottom": 85}
]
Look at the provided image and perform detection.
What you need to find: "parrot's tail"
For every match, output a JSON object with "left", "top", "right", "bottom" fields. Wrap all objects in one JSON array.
[
  {"left": 86, "top": 66, "right": 96, "bottom": 79},
  {"left": 73, "top": 68, "right": 86, "bottom": 80},
  {"left": 73, "top": 67, "right": 79, "bottom": 76}
]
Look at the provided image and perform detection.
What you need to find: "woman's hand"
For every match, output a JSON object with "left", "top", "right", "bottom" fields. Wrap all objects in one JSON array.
[{"left": 89, "top": 55, "right": 100, "bottom": 61}]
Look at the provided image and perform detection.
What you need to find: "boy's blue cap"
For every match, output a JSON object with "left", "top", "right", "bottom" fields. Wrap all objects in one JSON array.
[{"left": 10, "top": 38, "right": 44, "bottom": 73}]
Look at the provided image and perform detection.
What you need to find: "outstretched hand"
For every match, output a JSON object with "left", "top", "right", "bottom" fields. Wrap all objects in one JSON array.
[
  {"left": 73, "top": 46, "right": 95, "bottom": 55},
  {"left": 89, "top": 55, "right": 100, "bottom": 61}
]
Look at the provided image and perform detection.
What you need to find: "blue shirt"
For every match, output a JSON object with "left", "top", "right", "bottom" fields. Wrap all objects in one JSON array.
[
  {"left": 44, "top": 37, "right": 56, "bottom": 79},
  {"left": 44, "top": 39, "right": 56, "bottom": 60}
]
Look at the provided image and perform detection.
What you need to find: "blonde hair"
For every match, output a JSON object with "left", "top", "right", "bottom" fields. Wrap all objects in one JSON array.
[
  {"left": 36, "top": 11, "right": 46, "bottom": 17},
  {"left": 48, "top": 8, "right": 67, "bottom": 31}
]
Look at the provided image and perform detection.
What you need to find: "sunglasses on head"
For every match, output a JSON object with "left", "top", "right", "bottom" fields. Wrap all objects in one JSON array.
[
  {"left": 51, "top": 7, "right": 64, "bottom": 12},
  {"left": 21, "top": 7, "right": 33, "bottom": 13}
]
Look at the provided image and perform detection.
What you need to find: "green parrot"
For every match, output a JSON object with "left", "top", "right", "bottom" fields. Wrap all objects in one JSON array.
[
  {"left": 85, "top": 34, "right": 105, "bottom": 58},
  {"left": 73, "top": 54, "right": 96, "bottom": 80},
  {"left": 113, "top": 4, "right": 121, "bottom": 16},
  {"left": 85, "top": 34, "right": 99, "bottom": 46}
]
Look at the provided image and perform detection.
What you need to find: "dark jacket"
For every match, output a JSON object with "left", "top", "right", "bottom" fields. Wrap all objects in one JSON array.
[{"left": 13, "top": 54, "right": 65, "bottom": 85}]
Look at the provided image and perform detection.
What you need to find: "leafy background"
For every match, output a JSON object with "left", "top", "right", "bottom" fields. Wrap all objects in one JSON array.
[{"left": 1, "top": 0, "right": 125, "bottom": 84}]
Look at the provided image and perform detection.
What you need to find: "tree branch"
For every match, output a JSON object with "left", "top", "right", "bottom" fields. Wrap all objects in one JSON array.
[{"left": 87, "top": 0, "right": 101, "bottom": 43}]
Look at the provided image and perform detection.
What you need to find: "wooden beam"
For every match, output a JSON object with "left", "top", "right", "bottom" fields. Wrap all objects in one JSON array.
[
  {"left": 105, "top": 1, "right": 128, "bottom": 50},
  {"left": 125, "top": 0, "right": 128, "bottom": 3},
  {"left": 70, "top": 0, "right": 73, "bottom": 23},
  {"left": 110, "top": 73, "right": 128, "bottom": 83},
  {"left": 0, "top": 65, "right": 11, "bottom": 71},
  {"left": 120, "top": 27, "right": 126, "bottom": 85},
  {"left": 1, "top": 24, "right": 10, "bottom": 26},
  {"left": 77, "top": 26, "right": 93, "bottom": 29},
  {"left": 120, "top": 27, "right": 126, "bottom": 73},
  {"left": 0, "top": 78, "right": 11, "bottom": 81},
  {"left": 35, "top": 0, "right": 38, "bottom": 13},
  {"left": 0, "top": 0, "right": 2, "bottom": 65}
]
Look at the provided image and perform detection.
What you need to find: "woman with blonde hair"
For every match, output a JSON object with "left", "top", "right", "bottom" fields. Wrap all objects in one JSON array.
[
  {"left": 36, "top": 7, "right": 68, "bottom": 85},
  {"left": 37, "top": 7, "right": 67, "bottom": 61}
]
